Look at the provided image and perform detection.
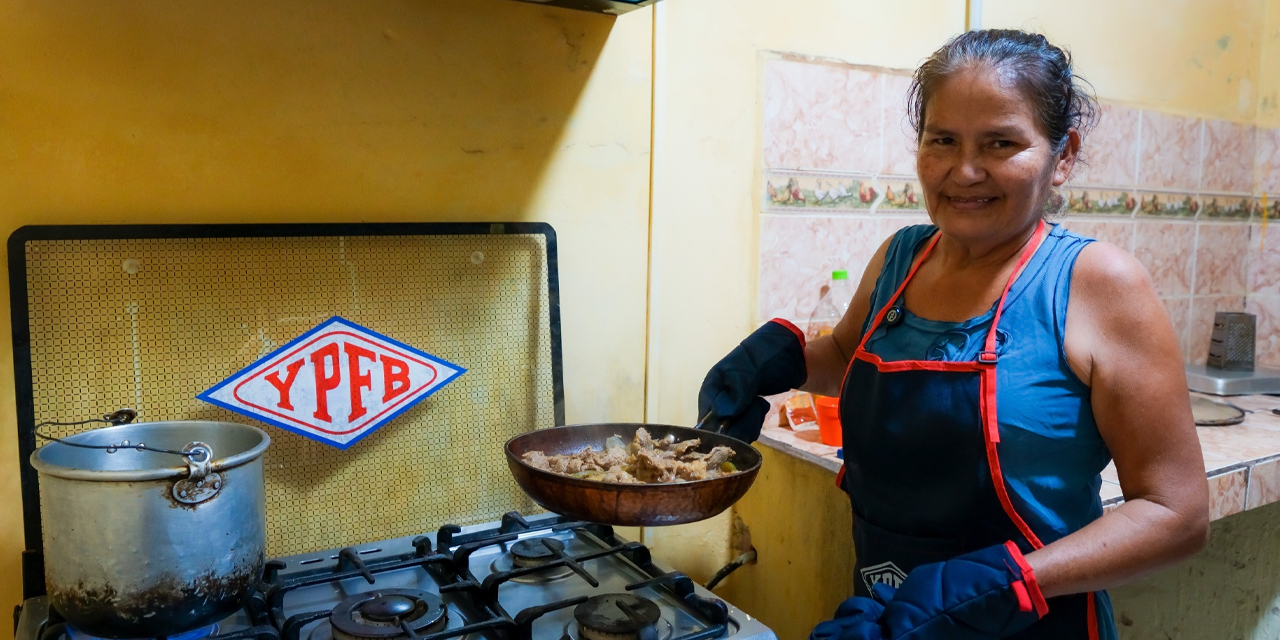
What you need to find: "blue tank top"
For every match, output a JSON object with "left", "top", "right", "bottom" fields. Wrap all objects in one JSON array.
[{"left": 861, "top": 223, "right": 1112, "bottom": 542}]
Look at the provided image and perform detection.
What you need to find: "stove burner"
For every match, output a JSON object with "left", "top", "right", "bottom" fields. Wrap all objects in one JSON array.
[
  {"left": 574, "top": 595, "right": 662, "bottom": 640},
  {"left": 489, "top": 537, "right": 576, "bottom": 583},
  {"left": 64, "top": 624, "right": 219, "bottom": 640},
  {"left": 511, "top": 538, "right": 559, "bottom": 567},
  {"left": 330, "top": 589, "right": 446, "bottom": 640},
  {"left": 361, "top": 596, "right": 420, "bottom": 622}
]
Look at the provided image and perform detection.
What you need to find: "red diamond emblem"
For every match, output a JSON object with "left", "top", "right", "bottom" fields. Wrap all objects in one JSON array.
[{"left": 199, "top": 317, "right": 464, "bottom": 449}]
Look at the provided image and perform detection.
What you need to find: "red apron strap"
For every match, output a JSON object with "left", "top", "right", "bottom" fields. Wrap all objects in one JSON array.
[
  {"left": 980, "top": 220, "right": 1050, "bottom": 550},
  {"left": 855, "top": 232, "right": 942, "bottom": 353},
  {"left": 1087, "top": 592, "right": 1099, "bottom": 640},
  {"left": 982, "top": 220, "right": 1048, "bottom": 355}
]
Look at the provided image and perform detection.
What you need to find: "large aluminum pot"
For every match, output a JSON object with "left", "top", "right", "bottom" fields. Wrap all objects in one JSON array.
[{"left": 30, "top": 420, "right": 270, "bottom": 639}]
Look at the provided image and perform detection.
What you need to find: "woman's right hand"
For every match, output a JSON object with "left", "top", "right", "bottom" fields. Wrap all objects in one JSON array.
[{"left": 697, "top": 319, "right": 808, "bottom": 443}]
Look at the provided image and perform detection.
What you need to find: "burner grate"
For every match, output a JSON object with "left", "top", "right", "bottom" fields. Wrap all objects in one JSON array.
[{"left": 31, "top": 512, "right": 733, "bottom": 640}]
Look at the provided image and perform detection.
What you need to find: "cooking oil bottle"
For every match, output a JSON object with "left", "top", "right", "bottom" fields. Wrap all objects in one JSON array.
[{"left": 806, "top": 270, "right": 855, "bottom": 340}]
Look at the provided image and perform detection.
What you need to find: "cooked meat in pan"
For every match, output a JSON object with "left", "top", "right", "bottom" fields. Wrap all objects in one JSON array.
[{"left": 521, "top": 428, "right": 739, "bottom": 484}]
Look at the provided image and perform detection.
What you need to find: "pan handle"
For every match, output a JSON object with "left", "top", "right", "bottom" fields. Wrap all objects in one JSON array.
[{"left": 694, "top": 412, "right": 731, "bottom": 434}]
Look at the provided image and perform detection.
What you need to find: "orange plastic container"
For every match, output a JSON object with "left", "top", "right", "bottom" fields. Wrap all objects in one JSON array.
[{"left": 813, "top": 395, "right": 842, "bottom": 446}]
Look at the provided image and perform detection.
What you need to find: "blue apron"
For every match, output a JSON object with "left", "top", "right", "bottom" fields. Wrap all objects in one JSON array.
[{"left": 835, "top": 221, "right": 1101, "bottom": 639}]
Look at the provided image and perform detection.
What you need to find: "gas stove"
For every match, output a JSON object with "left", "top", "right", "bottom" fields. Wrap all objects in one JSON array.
[{"left": 14, "top": 513, "right": 774, "bottom": 640}]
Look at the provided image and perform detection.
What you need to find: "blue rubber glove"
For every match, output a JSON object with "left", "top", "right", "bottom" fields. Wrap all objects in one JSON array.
[
  {"left": 809, "top": 542, "right": 1048, "bottom": 640},
  {"left": 698, "top": 319, "right": 807, "bottom": 443}
]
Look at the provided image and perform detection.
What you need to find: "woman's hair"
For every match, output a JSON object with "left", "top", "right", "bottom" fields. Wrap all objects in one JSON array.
[{"left": 907, "top": 29, "right": 1099, "bottom": 155}]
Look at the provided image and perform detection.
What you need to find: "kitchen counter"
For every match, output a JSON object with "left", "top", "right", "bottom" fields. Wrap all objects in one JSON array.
[{"left": 757, "top": 392, "right": 1280, "bottom": 522}]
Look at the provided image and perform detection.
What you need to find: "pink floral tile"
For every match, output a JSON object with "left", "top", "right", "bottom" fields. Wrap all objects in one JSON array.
[
  {"left": 1194, "top": 224, "right": 1249, "bottom": 295},
  {"left": 1138, "top": 111, "right": 1202, "bottom": 191},
  {"left": 1247, "top": 223, "right": 1280, "bottom": 295},
  {"left": 1245, "top": 295, "right": 1280, "bottom": 368},
  {"left": 763, "top": 60, "right": 883, "bottom": 173},
  {"left": 1207, "top": 467, "right": 1248, "bottom": 520},
  {"left": 1076, "top": 103, "right": 1139, "bottom": 188},
  {"left": 878, "top": 214, "right": 931, "bottom": 240},
  {"left": 759, "top": 215, "right": 883, "bottom": 322},
  {"left": 1246, "top": 457, "right": 1280, "bottom": 510},
  {"left": 1188, "top": 295, "right": 1246, "bottom": 364},
  {"left": 1160, "top": 297, "right": 1192, "bottom": 358},
  {"left": 882, "top": 73, "right": 918, "bottom": 177},
  {"left": 1062, "top": 218, "right": 1134, "bottom": 251},
  {"left": 1257, "top": 128, "right": 1280, "bottom": 194},
  {"left": 1200, "top": 120, "right": 1254, "bottom": 193},
  {"left": 1135, "top": 221, "right": 1196, "bottom": 295},
  {"left": 1100, "top": 461, "right": 1118, "bottom": 483}
]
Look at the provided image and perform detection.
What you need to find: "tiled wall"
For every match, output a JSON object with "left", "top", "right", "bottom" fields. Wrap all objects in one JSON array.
[{"left": 759, "top": 57, "right": 1280, "bottom": 366}]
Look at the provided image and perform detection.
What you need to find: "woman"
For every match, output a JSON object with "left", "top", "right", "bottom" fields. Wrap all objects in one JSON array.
[{"left": 699, "top": 30, "right": 1209, "bottom": 639}]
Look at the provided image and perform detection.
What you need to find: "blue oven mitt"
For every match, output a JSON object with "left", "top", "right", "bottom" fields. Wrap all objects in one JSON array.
[
  {"left": 698, "top": 319, "right": 807, "bottom": 443},
  {"left": 808, "top": 542, "right": 1048, "bottom": 640},
  {"left": 810, "top": 597, "right": 886, "bottom": 640}
]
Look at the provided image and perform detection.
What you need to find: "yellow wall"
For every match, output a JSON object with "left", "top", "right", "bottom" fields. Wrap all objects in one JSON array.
[
  {"left": 1260, "top": 0, "right": 1280, "bottom": 127},
  {"left": 640, "top": 0, "right": 964, "bottom": 585},
  {"left": 985, "top": 0, "right": 1269, "bottom": 123},
  {"left": 0, "top": 0, "right": 653, "bottom": 627}
]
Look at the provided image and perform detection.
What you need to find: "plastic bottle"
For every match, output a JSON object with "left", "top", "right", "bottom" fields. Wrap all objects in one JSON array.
[
  {"left": 806, "top": 270, "right": 856, "bottom": 340},
  {"left": 807, "top": 270, "right": 855, "bottom": 447}
]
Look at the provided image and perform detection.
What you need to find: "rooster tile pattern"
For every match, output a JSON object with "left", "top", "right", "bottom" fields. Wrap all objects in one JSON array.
[{"left": 757, "top": 56, "right": 1280, "bottom": 365}]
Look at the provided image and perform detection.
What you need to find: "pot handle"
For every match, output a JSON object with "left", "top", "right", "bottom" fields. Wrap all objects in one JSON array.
[
  {"left": 34, "top": 409, "right": 209, "bottom": 460},
  {"left": 182, "top": 442, "right": 214, "bottom": 479}
]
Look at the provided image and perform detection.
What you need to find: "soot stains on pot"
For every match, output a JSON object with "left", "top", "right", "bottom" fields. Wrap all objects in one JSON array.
[{"left": 48, "top": 556, "right": 265, "bottom": 639}]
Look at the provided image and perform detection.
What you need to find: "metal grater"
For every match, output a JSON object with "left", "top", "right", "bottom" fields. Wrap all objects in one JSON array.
[{"left": 1207, "top": 312, "right": 1255, "bottom": 371}]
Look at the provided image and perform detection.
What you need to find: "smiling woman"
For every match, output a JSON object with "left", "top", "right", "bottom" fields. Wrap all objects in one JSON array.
[
  {"left": 910, "top": 31, "right": 1097, "bottom": 255},
  {"left": 699, "top": 29, "right": 1211, "bottom": 640}
]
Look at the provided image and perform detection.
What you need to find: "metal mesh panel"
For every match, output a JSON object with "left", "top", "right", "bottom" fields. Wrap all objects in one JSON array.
[{"left": 20, "top": 231, "right": 556, "bottom": 556}]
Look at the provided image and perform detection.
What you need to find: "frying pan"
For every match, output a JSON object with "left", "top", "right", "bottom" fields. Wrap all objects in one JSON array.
[{"left": 504, "top": 423, "right": 762, "bottom": 526}]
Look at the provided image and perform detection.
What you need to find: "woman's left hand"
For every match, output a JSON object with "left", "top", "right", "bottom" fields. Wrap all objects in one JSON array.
[
  {"left": 809, "top": 542, "right": 1044, "bottom": 640},
  {"left": 808, "top": 596, "right": 884, "bottom": 640}
]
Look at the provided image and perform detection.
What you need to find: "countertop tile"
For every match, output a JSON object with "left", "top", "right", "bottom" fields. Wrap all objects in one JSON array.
[
  {"left": 1099, "top": 481, "right": 1124, "bottom": 501},
  {"left": 1194, "top": 423, "right": 1280, "bottom": 465},
  {"left": 1246, "top": 458, "right": 1280, "bottom": 510},
  {"left": 1207, "top": 468, "right": 1249, "bottom": 520},
  {"left": 760, "top": 393, "right": 1280, "bottom": 522}
]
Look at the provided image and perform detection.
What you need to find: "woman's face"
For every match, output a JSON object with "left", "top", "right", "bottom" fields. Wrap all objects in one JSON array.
[{"left": 916, "top": 65, "right": 1077, "bottom": 247}]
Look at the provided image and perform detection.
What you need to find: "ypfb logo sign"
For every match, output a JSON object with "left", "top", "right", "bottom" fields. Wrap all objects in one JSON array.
[{"left": 199, "top": 317, "right": 464, "bottom": 449}]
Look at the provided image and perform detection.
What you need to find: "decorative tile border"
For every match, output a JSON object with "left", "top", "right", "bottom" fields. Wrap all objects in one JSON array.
[
  {"left": 876, "top": 177, "right": 924, "bottom": 211},
  {"left": 1063, "top": 188, "right": 1135, "bottom": 216},
  {"left": 763, "top": 171, "right": 875, "bottom": 212},
  {"left": 1199, "top": 194, "right": 1255, "bottom": 220},
  {"left": 1137, "top": 191, "right": 1199, "bottom": 218},
  {"left": 1253, "top": 196, "right": 1279, "bottom": 220}
]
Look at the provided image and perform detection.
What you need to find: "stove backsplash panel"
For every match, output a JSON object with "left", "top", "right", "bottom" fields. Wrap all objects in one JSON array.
[{"left": 18, "top": 230, "right": 558, "bottom": 557}]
